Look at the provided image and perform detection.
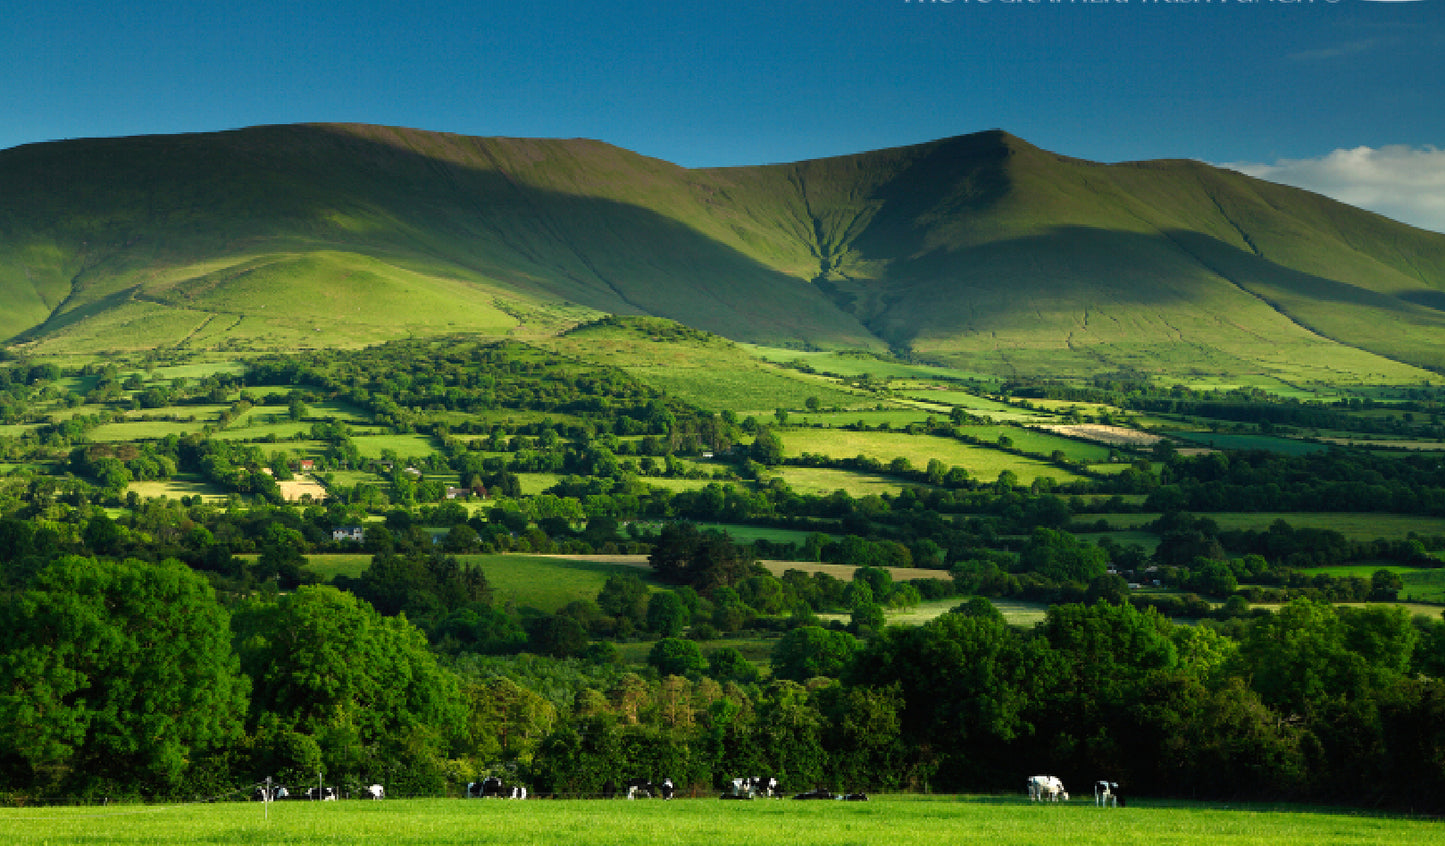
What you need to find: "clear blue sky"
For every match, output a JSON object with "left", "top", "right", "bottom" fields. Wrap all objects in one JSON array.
[{"left": 4, "top": 0, "right": 1444, "bottom": 225}]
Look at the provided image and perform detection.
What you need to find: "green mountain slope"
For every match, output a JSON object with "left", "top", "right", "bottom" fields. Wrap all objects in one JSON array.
[{"left": 2, "top": 124, "right": 1443, "bottom": 381}]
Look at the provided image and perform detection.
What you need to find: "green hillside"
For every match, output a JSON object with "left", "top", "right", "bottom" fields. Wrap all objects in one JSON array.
[{"left": 3, "top": 124, "right": 1444, "bottom": 380}]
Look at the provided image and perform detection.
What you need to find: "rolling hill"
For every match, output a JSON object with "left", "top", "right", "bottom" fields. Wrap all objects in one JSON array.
[{"left": 3, "top": 123, "right": 1444, "bottom": 381}]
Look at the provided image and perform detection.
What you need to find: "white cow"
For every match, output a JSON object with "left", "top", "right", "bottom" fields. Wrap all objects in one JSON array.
[
  {"left": 1094, "top": 780, "right": 1119, "bottom": 807},
  {"left": 1027, "top": 775, "right": 1067, "bottom": 802},
  {"left": 363, "top": 783, "right": 384, "bottom": 800}
]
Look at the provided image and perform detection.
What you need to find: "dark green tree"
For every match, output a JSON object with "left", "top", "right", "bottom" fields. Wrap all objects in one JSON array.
[
  {"left": 647, "top": 637, "right": 706, "bottom": 677},
  {"left": 0, "top": 557, "right": 248, "bottom": 795},
  {"left": 772, "top": 626, "right": 859, "bottom": 681}
]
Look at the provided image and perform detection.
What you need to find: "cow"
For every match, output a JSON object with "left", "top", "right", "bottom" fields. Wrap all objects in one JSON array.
[
  {"left": 1094, "top": 781, "right": 1121, "bottom": 808},
  {"left": 840, "top": 792, "right": 869, "bottom": 802},
  {"left": 253, "top": 785, "right": 289, "bottom": 801},
  {"left": 658, "top": 778, "right": 676, "bottom": 800},
  {"left": 731, "top": 776, "right": 780, "bottom": 798},
  {"left": 468, "top": 777, "right": 503, "bottom": 798},
  {"left": 601, "top": 780, "right": 618, "bottom": 799},
  {"left": 626, "top": 778, "right": 654, "bottom": 799},
  {"left": 304, "top": 786, "right": 337, "bottom": 801},
  {"left": 793, "top": 788, "right": 835, "bottom": 800},
  {"left": 362, "top": 784, "right": 384, "bottom": 800},
  {"left": 1027, "top": 775, "right": 1067, "bottom": 802}
]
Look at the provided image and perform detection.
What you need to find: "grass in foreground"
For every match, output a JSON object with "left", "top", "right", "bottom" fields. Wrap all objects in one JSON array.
[{"left": 0, "top": 795, "right": 1436, "bottom": 846}]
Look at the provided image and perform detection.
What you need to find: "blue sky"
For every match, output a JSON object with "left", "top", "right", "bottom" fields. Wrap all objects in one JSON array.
[{"left": 4, "top": 0, "right": 1444, "bottom": 228}]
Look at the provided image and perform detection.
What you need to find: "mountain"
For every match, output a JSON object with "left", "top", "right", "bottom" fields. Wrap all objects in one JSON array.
[{"left": 3, "top": 123, "right": 1444, "bottom": 380}]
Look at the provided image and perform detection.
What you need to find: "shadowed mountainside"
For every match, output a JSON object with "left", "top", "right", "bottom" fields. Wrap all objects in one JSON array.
[{"left": 2, "top": 123, "right": 1444, "bottom": 379}]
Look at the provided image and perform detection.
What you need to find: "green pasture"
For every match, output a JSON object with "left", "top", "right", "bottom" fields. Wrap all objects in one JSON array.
[
  {"left": 147, "top": 360, "right": 249, "bottom": 380},
  {"left": 349, "top": 434, "right": 442, "bottom": 460},
  {"left": 641, "top": 476, "right": 739, "bottom": 493},
  {"left": 542, "top": 333, "right": 864, "bottom": 415},
  {"left": 1288, "top": 565, "right": 1445, "bottom": 603},
  {"left": 1093, "top": 512, "right": 1445, "bottom": 541},
  {"left": 792, "top": 409, "right": 937, "bottom": 428},
  {"left": 1400, "top": 569, "right": 1445, "bottom": 604},
  {"left": 302, "top": 554, "right": 373, "bottom": 582},
  {"left": 955, "top": 424, "right": 1114, "bottom": 463},
  {"left": 747, "top": 346, "right": 993, "bottom": 381},
  {"left": 2, "top": 794, "right": 1435, "bottom": 846},
  {"left": 780, "top": 429, "right": 1086, "bottom": 484},
  {"left": 467, "top": 554, "right": 654, "bottom": 614},
  {"left": 128, "top": 474, "right": 229, "bottom": 503},
  {"left": 517, "top": 473, "right": 562, "bottom": 496},
  {"left": 1295, "top": 564, "right": 1419, "bottom": 579},
  {"left": 1170, "top": 431, "right": 1326, "bottom": 456},
  {"left": 813, "top": 597, "right": 1046, "bottom": 629},
  {"left": 900, "top": 388, "right": 1045, "bottom": 419},
  {"left": 89, "top": 419, "right": 212, "bottom": 441},
  {"left": 301, "top": 553, "right": 651, "bottom": 614},
  {"left": 693, "top": 523, "right": 822, "bottom": 547},
  {"left": 773, "top": 466, "right": 920, "bottom": 498}
]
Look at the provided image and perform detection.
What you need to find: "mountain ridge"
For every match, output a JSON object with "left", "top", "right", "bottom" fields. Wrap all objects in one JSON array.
[{"left": 2, "top": 123, "right": 1443, "bottom": 381}]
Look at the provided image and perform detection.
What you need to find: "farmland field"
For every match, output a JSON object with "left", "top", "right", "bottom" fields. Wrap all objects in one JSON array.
[
  {"left": 773, "top": 466, "right": 920, "bottom": 497},
  {"left": 1, "top": 794, "right": 1434, "bottom": 846},
  {"left": 302, "top": 553, "right": 653, "bottom": 613},
  {"left": 955, "top": 425, "right": 1115, "bottom": 463},
  {"left": 349, "top": 434, "right": 442, "bottom": 460},
  {"left": 1170, "top": 432, "right": 1326, "bottom": 456},
  {"left": 127, "top": 474, "right": 229, "bottom": 503},
  {"left": 780, "top": 429, "right": 1086, "bottom": 484},
  {"left": 1090, "top": 512, "right": 1445, "bottom": 541}
]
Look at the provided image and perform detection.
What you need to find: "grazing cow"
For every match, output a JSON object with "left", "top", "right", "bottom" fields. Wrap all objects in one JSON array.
[
  {"left": 626, "top": 778, "right": 654, "bottom": 799},
  {"left": 1027, "top": 775, "right": 1067, "bottom": 802},
  {"left": 793, "top": 788, "right": 835, "bottom": 800},
  {"left": 732, "top": 776, "right": 780, "bottom": 798},
  {"left": 1094, "top": 781, "right": 1120, "bottom": 808},
  {"left": 467, "top": 777, "right": 502, "bottom": 798},
  {"left": 658, "top": 778, "right": 675, "bottom": 800},
  {"left": 253, "top": 785, "right": 289, "bottom": 801},
  {"left": 363, "top": 784, "right": 384, "bottom": 800},
  {"left": 304, "top": 786, "right": 337, "bottom": 801},
  {"left": 840, "top": 793, "right": 869, "bottom": 802}
]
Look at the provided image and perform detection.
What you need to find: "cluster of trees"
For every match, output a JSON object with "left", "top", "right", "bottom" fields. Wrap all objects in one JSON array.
[{"left": 6, "top": 549, "right": 1445, "bottom": 811}]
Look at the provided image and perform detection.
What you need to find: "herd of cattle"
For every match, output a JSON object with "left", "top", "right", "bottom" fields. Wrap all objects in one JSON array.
[
  {"left": 1026, "top": 776, "right": 1125, "bottom": 807},
  {"left": 254, "top": 775, "right": 1122, "bottom": 805},
  {"left": 253, "top": 784, "right": 384, "bottom": 801}
]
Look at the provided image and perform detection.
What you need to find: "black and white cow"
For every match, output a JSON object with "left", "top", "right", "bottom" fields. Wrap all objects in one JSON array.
[
  {"left": 731, "top": 776, "right": 780, "bottom": 798},
  {"left": 658, "top": 778, "right": 676, "bottom": 800},
  {"left": 626, "top": 778, "right": 654, "bottom": 799},
  {"left": 840, "top": 792, "right": 869, "bottom": 801},
  {"left": 792, "top": 788, "right": 835, "bottom": 800},
  {"left": 1027, "top": 775, "right": 1067, "bottom": 802},
  {"left": 1094, "top": 780, "right": 1121, "bottom": 808},
  {"left": 468, "top": 777, "right": 526, "bottom": 799},
  {"left": 253, "top": 785, "right": 290, "bottom": 801},
  {"left": 304, "top": 786, "right": 338, "bottom": 801},
  {"left": 362, "top": 783, "right": 384, "bottom": 800}
]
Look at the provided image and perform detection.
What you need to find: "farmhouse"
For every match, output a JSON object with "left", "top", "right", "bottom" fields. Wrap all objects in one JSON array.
[{"left": 333, "top": 526, "right": 364, "bottom": 543}]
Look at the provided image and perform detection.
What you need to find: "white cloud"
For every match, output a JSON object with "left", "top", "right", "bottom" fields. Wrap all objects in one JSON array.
[{"left": 1223, "top": 145, "right": 1445, "bottom": 234}]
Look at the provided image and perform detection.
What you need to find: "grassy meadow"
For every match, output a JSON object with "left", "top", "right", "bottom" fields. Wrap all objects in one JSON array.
[
  {"left": 1, "top": 795, "right": 1437, "bottom": 846},
  {"left": 780, "top": 429, "right": 1085, "bottom": 484}
]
